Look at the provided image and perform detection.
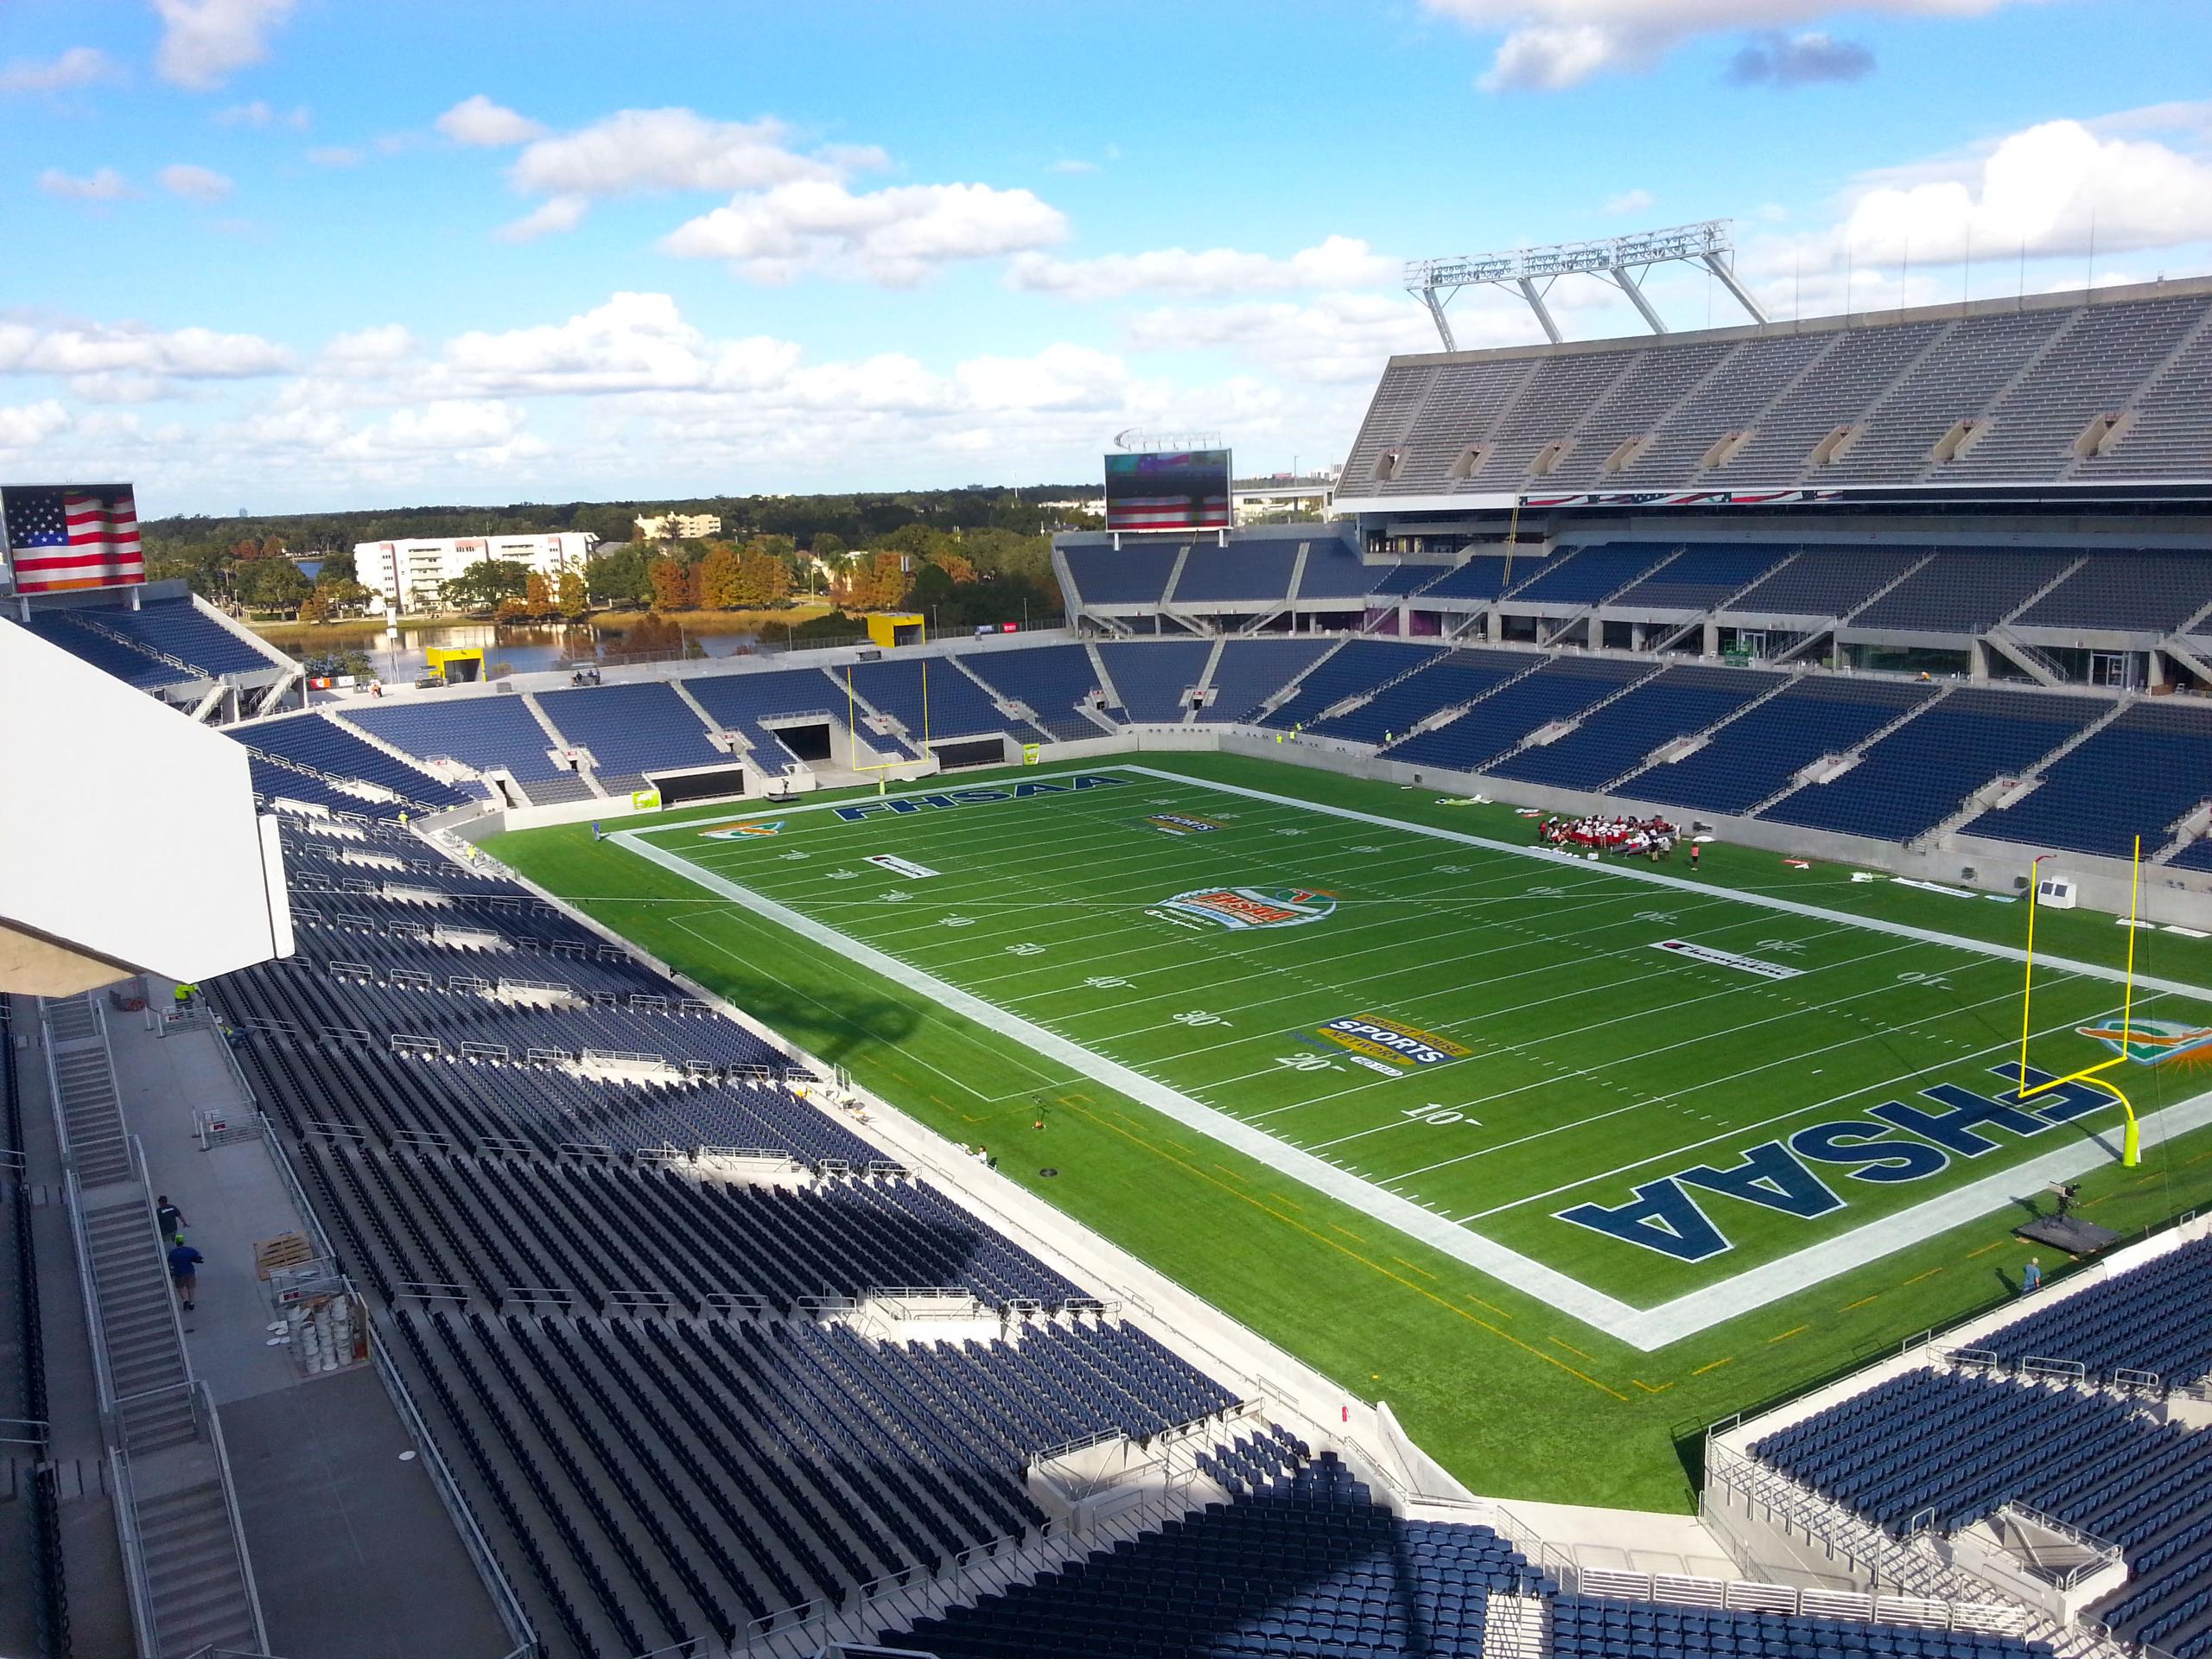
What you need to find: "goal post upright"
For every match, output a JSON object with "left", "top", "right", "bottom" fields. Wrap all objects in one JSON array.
[{"left": 2016, "top": 838, "right": 2143, "bottom": 1168}]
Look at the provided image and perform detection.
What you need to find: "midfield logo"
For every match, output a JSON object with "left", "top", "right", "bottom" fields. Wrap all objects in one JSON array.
[
  {"left": 1154, "top": 886, "right": 1337, "bottom": 931},
  {"left": 1300, "top": 1014, "right": 1470, "bottom": 1076},
  {"left": 1140, "top": 812, "right": 1227, "bottom": 836}
]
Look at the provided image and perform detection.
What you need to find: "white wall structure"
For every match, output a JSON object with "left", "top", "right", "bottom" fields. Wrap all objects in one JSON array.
[
  {"left": 352, "top": 531, "right": 596, "bottom": 613},
  {"left": 0, "top": 620, "right": 293, "bottom": 995}
]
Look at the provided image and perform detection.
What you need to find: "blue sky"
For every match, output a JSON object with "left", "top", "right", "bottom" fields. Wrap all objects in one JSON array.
[{"left": 3, "top": 0, "right": 2210, "bottom": 514}]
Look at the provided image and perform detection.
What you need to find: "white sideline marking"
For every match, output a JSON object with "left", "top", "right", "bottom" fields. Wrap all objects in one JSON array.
[{"left": 612, "top": 765, "right": 2212, "bottom": 1350}]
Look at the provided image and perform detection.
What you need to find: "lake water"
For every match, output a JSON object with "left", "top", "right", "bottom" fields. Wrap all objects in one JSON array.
[{"left": 332, "top": 622, "right": 771, "bottom": 683}]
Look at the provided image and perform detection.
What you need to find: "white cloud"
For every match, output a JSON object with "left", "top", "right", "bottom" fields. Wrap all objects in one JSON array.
[
  {"left": 307, "top": 145, "right": 363, "bottom": 168},
  {"left": 1417, "top": 0, "right": 2020, "bottom": 92},
  {"left": 1006, "top": 235, "right": 1395, "bottom": 302},
  {"left": 332, "top": 400, "right": 543, "bottom": 462},
  {"left": 152, "top": 0, "right": 296, "bottom": 91},
  {"left": 0, "top": 400, "right": 72, "bottom": 448},
  {"left": 495, "top": 195, "right": 589, "bottom": 244},
  {"left": 319, "top": 325, "right": 419, "bottom": 373},
  {"left": 68, "top": 372, "right": 177, "bottom": 404},
  {"left": 664, "top": 180, "right": 1068, "bottom": 286},
  {"left": 39, "top": 167, "right": 131, "bottom": 200},
  {"left": 0, "top": 318, "right": 293, "bottom": 378},
  {"left": 1837, "top": 117, "right": 2212, "bottom": 264},
  {"left": 1128, "top": 293, "right": 1440, "bottom": 383},
  {"left": 0, "top": 47, "right": 118, "bottom": 93},
  {"left": 1603, "top": 188, "right": 1656, "bottom": 215},
  {"left": 510, "top": 108, "right": 842, "bottom": 198},
  {"left": 1048, "top": 159, "right": 1102, "bottom": 175},
  {"left": 215, "top": 99, "right": 308, "bottom": 128},
  {"left": 435, "top": 94, "right": 546, "bottom": 148},
  {"left": 160, "top": 163, "right": 234, "bottom": 203}
]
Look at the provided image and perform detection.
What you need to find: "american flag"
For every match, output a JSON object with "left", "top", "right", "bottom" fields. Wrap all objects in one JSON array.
[{"left": 3, "top": 486, "right": 144, "bottom": 594}]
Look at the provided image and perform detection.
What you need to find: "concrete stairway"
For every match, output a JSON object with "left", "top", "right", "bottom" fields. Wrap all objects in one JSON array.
[
  {"left": 44, "top": 1000, "right": 132, "bottom": 1189},
  {"left": 138, "top": 1478, "right": 263, "bottom": 1656},
  {"left": 81, "top": 1203, "right": 190, "bottom": 1425}
]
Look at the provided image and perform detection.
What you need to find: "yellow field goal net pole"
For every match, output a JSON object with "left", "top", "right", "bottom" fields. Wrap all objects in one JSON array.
[
  {"left": 2016, "top": 836, "right": 2142, "bottom": 1168},
  {"left": 843, "top": 661, "right": 931, "bottom": 797}
]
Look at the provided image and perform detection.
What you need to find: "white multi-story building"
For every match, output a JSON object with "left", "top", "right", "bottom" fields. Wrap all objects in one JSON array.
[
  {"left": 353, "top": 532, "right": 597, "bottom": 614},
  {"left": 634, "top": 512, "right": 723, "bottom": 542}
]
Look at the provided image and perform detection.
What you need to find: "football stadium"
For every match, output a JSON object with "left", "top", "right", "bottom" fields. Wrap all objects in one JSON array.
[{"left": 18, "top": 214, "right": 2212, "bottom": 1659}]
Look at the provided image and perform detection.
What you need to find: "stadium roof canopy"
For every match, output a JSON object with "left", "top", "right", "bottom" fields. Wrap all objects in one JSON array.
[{"left": 1334, "top": 275, "right": 2212, "bottom": 514}]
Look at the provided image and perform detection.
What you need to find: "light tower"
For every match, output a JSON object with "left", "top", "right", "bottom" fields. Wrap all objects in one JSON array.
[{"left": 1403, "top": 219, "right": 1766, "bottom": 351}]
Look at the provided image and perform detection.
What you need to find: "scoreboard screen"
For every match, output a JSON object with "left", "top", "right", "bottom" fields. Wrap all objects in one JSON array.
[{"left": 1103, "top": 450, "right": 1232, "bottom": 534}]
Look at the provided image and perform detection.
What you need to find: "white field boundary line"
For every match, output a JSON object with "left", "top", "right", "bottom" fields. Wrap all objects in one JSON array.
[
  {"left": 613, "top": 766, "right": 2212, "bottom": 1350},
  {"left": 1115, "top": 766, "right": 2212, "bottom": 1003},
  {"left": 612, "top": 823, "right": 1646, "bottom": 1340}
]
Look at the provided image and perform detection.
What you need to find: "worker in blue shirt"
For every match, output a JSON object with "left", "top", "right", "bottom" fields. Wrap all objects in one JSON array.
[{"left": 167, "top": 1240, "right": 205, "bottom": 1312}]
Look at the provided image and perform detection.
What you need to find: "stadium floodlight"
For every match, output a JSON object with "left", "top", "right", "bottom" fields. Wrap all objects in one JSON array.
[
  {"left": 1112, "top": 429, "right": 1224, "bottom": 454},
  {"left": 1403, "top": 219, "right": 1767, "bottom": 350}
]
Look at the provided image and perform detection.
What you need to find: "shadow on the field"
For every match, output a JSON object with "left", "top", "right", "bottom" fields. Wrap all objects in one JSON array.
[{"left": 709, "top": 976, "right": 925, "bottom": 1067}]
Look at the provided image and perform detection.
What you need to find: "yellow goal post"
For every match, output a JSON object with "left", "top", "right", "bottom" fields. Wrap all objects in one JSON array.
[{"left": 2016, "top": 836, "right": 2142, "bottom": 1168}]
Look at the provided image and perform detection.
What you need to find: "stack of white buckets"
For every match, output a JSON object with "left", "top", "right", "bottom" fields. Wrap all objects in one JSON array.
[{"left": 290, "top": 1293, "right": 358, "bottom": 1374}]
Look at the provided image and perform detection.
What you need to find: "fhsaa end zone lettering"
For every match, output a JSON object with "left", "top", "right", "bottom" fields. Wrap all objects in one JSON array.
[
  {"left": 1554, "top": 1065, "right": 2114, "bottom": 1262},
  {"left": 830, "top": 774, "right": 1128, "bottom": 821}
]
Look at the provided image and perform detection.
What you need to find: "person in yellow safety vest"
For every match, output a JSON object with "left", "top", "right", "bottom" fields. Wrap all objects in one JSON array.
[{"left": 172, "top": 982, "right": 198, "bottom": 1013}]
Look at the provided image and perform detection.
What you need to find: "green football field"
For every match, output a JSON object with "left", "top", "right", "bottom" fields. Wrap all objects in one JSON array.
[{"left": 488, "top": 751, "right": 2212, "bottom": 1510}]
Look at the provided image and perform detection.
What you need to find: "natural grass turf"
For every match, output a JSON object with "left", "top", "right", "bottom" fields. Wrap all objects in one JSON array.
[{"left": 487, "top": 750, "right": 2212, "bottom": 1512}]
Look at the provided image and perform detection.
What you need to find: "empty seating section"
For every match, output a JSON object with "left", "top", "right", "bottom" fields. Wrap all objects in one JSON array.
[
  {"left": 532, "top": 683, "right": 721, "bottom": 787},
  {"left": 893, "top": 1452, "right": 1544, "bottom": 1659},
  {"left": 2012, "top": 551, "right": 2212, "bottom": 632},
  {"left": 1613, "top": 331, "right": 1835, "bottom": 484},
  {"left": 1257, "top": 640, "right": 1440, "bottom": 731},
  {"left": 679, "top": 666, "right": 845, "bottom": 769},
  {"left": 1725, "top": 544, "right": 1925, "bottom": 618},
  {"left": 1821, "top": 312, "right": 2072, "bottom": 484},
  {"left": 1852, "top": 550, "right": 2076, "bottom": 632},
  {"left": 235, "top": 713, "right": 474, "bottom": 809},
  {"left": 1294, "top": 541, "right": 1392, "bottom": 601},
  {"left": 1971, "top": 1236, "right": 2212, "bottom": 1386},
  {"left": 1606, "top": 544, "right": 1791, "bottom": 612},
  {"left": 1486, "top": 665, "right": 1770, "bottom": 790},
  {"left": 19, "top": 598, "right": 276, "bottom": 687},
  {"left": 1198, "top": 639, "right": 1336, "bottom": 723},
  {"left": 1309, "top": 650, "right": 1531, "bottom": 746},
  {"left": 1752, "top": 1366, "right": 2182, "bottom": 1536},
  {"left": 1064, "top": 540, "right": 1183, "bottom": 605},
  {"left": 1949, "top": 297, "right": 2207, "bottom": 480},
  {"left": 1339, "top": 289, "right": 2212, "bottom": 501},
  {"left": 1098, "top": 640, "right": 1214, "bottom": 722},
  {"left": 349, "top": 695, "right": 569, "bottom": 781},
  {"left": 1389, "top": 658, "right": 1650, "bottom": 772},
  {"left": 959, "top": 645, "right": 1104, "bottom": 740},
  {"left": 1546, "top": 341, "right": 1738, "bottom": 492},
  {"left": 23, "top": 608, "right": 186, "bottom": 689},
  {"left": 239, "top": 1036, "right": 869, "bottom": 1164},
  {"left": 1367, "top": 562, "right": 1446, "bottom": 596},
  {"left": 1549, "top": 1598, "right": 2049, "bottom": 1659},
  {"left": 1173, "top": 541, "right": 1300, "bottom": 605},
  {"left": 1420, "top": 557, "right": 1523, "bottom": 602},
  {"left": 1504, "top": 543, "right": 1670, "bottom": 609},
  {"left": 1973, "top": 700, "right": 2212, "bottom": 855},
  {"left": 1764, "top": 690, "right": 2103, "bottom": 841},
  {"left": 87, "top": 597, "right": 276, "bottom": 677},
  {"left": 251, "top": 758, "right": 412, "bottom": 821},
  {"left": 841, "top": 657, "right": 1047, "bottom": 746},
  {"left": 1633, "top": 677, "right": 1932, "bottom": 815}
]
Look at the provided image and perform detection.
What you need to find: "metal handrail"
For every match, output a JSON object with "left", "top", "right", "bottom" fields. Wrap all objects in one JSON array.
[{"left": 190, "top": 1380, "right": 271, "bottom": 1654}]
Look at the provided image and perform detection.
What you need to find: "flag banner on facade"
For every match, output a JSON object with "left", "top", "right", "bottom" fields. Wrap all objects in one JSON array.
[{"left": 2, "top": 486, "right": 145, "bottom": 593}]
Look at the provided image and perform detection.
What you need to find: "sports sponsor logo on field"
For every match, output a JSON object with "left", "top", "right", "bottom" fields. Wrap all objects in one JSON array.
[
  {"left": 832, "top": 774, "right": 1128, "bottom": 822},
  {"left": 1554, "top": 1065, "right": 2116, "bottom": 1263},
  {"left": 1300, "top": 1014, "right": 1471, "bottom": 1077},
  {"left": 700, "top": 820, "right": 784, "bottom": 840},
  {"left": 1140, "top": 812, "right": 1227, "bottom": 836},
  {"left": 1153, "top": 885, "right": 1336, "bottom": 931},
  {"left": 864, "top": 854, "right": 940, "bottom": 879},
  {"left": 2077, "top": 1016, "right": 2212, "bottom": 1066},
  {"left": 1652, "top": 939, "right": 1802, "bottom": 980}
]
